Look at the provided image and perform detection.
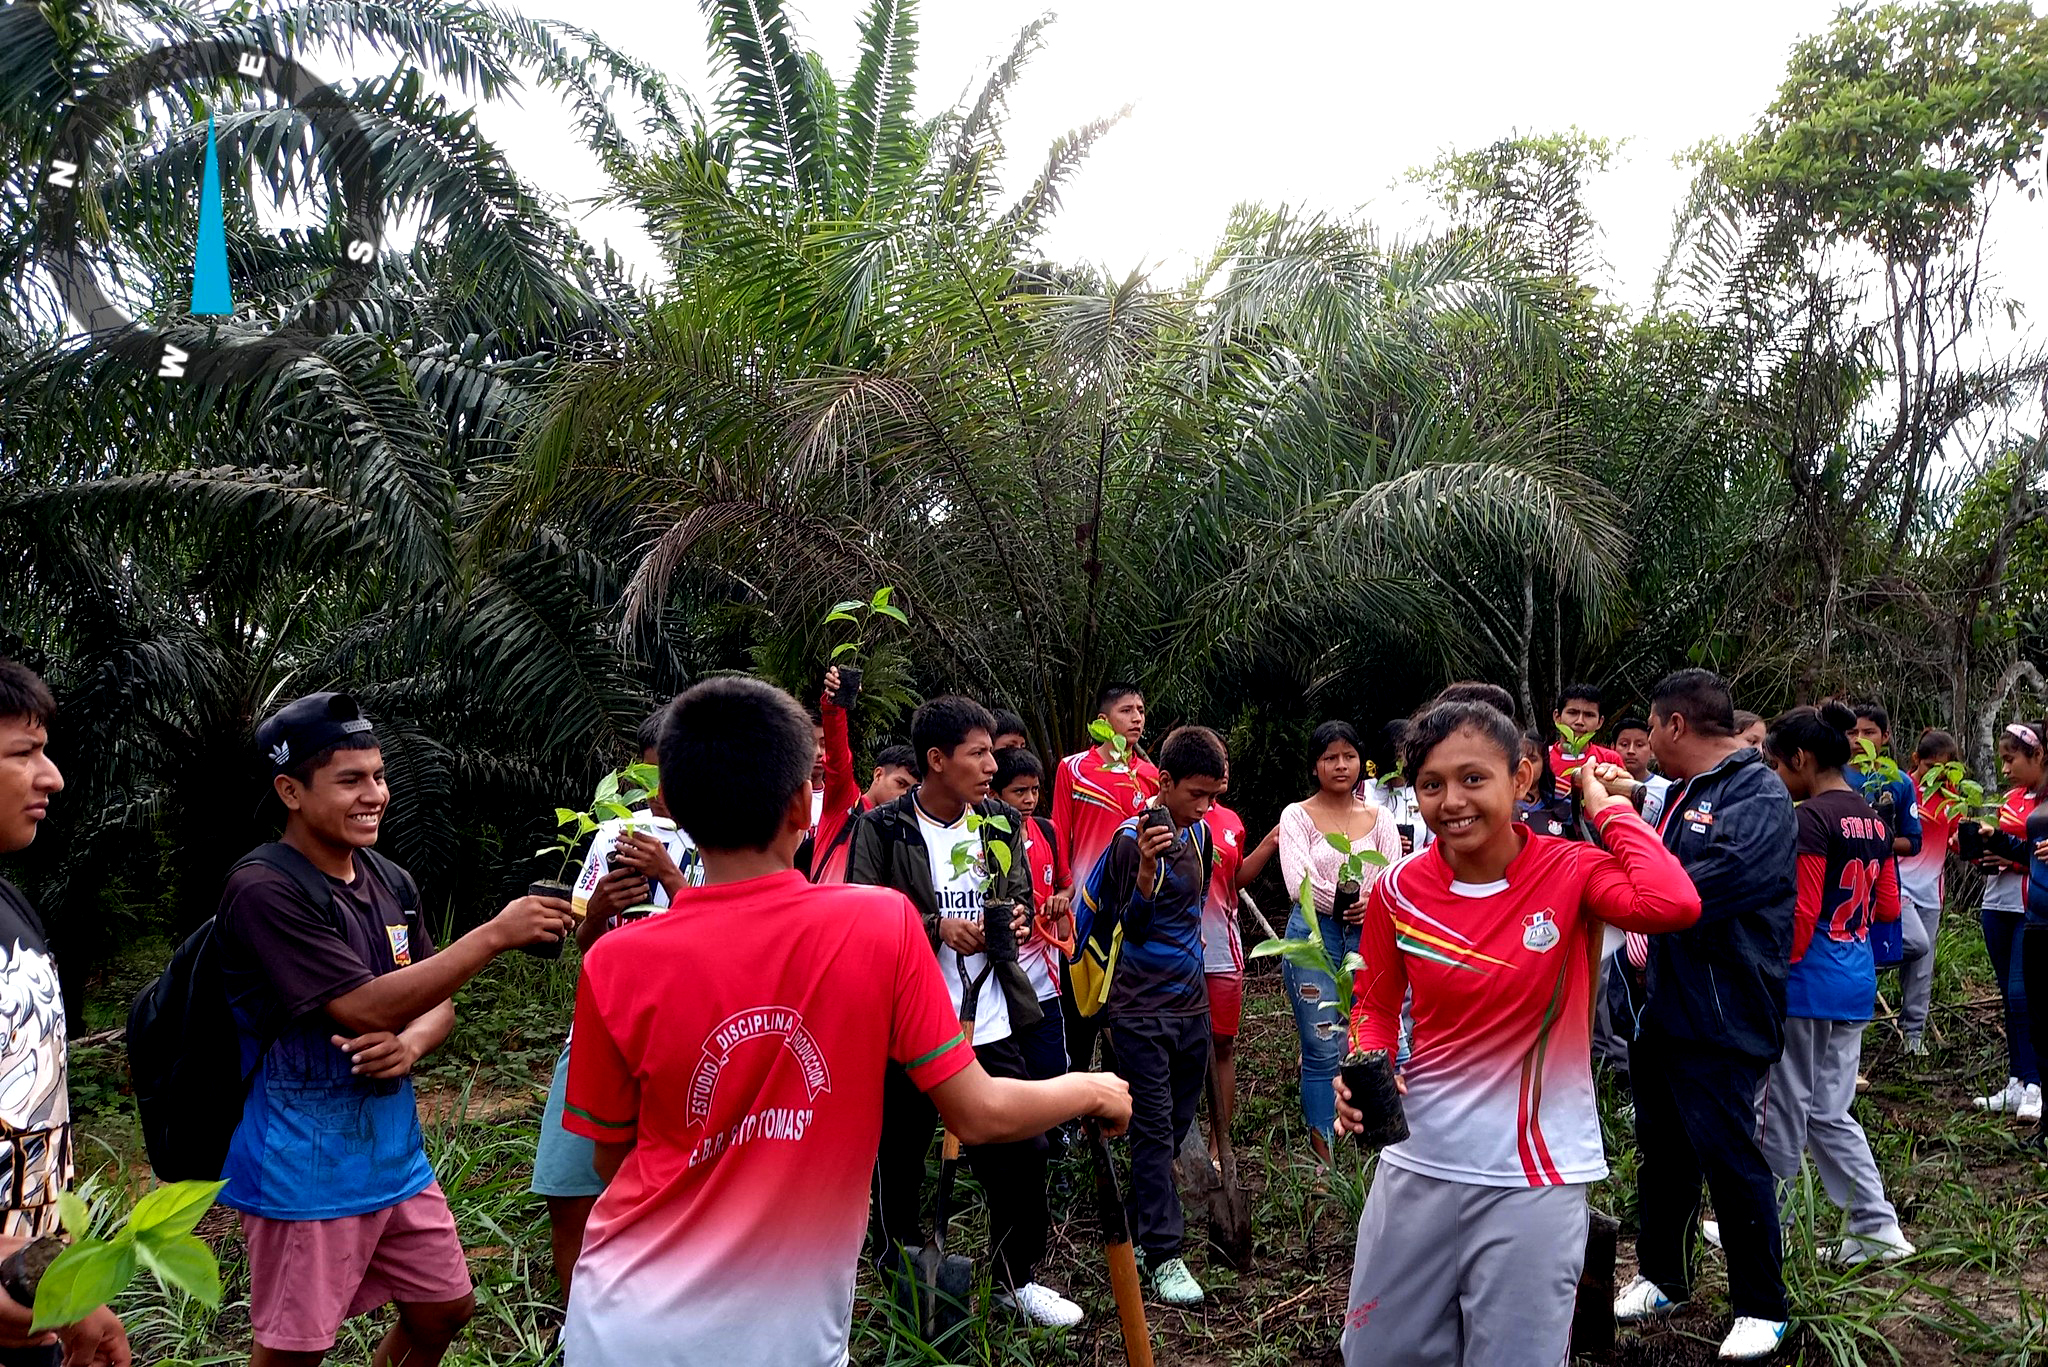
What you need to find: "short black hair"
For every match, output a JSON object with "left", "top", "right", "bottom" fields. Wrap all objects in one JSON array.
[
  {"left": 1649, "top": 668, "right": 1735, "bottom": 738},
  {"left": 0, "top": 662, "right": 55, "bottom": 728},
  {"left": 284, "top": 733, "right": 381, "bottom": 786},
  {"left": 991, "top": 709, "right": 1029, "bottom": 743},
  {"left": 659, "top": 677, "right": 814, "bottom": 850},
  {"left": 993, "top": 747, "right": 1044, "bottom": 791},
  {"left": 1613, "top": 714, "right": 1651, "bottom": 740},
  {"left": 635, "top": 704, "right": 670, "bottom": 756},
  {"left": 1096, "top": 682, "right": 1143, "bottom": 714},
  {"left": 1554, "top": 682, "right": 1603, "bottom": 715},
  {"left": 910, "top": 696, "right": 996, "bottom": 778},
  {"left": 1435, "top": 681, "right": 1518, "bottom": 718},
  {"left": 1915, "top": 729, "right": 1961, "bottom": 763},
  {"left": 1850, "top": 701, "right": 1891, "bottom": 735},
  {"left": 1308, "top": 720, "right": 1362, "bottom": 770},
  {"left": 1765, "top": 701, "right": 1855, "bottom": 773},
  {"left": 1402, "top": 700, "right": 1525, "bottom": 776},
  {"left": 1159, "top": 725, "right": 1227, "bottom": 782},
  {"left": 873, "top": 743, "right": 917, "bottom": 772}
]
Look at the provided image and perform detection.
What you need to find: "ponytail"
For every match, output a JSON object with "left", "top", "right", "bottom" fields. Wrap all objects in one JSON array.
[{"left": 1764, "top": 701, "right": 1855, "bottom": 773}]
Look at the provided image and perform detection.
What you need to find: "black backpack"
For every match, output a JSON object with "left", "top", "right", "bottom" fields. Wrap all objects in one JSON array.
[{"left": 126, "top": 843, "right": 419, "bottom": 1182}]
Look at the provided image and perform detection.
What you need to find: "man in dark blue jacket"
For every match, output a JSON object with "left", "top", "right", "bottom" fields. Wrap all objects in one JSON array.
[{"left": 1611, "top": 669, "right": 1796, "bottom": 1362}]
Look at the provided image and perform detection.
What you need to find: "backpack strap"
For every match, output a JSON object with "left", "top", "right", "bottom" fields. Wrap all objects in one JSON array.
[
  {"left": 358, "top": 848, "right": 422, "bottom": 915},
  {"left": 234, "top": 843, "right": 338, "bottom": 919}
]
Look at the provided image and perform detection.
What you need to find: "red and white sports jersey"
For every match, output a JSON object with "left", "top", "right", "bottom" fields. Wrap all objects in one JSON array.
[
  {"left": 1350, "top": 807, "right": 1699, "bottom": 1188},
  {"left": 1050, "top": 746, "right": 1159, "bottom": 889},
  {"left": 563, "top": 871, "right": 974, "bottom": 1367},
  {"left": 1201, "top": 803, "right": 1246, "bottom": 975},
  {"left": 1020, "top": 816, "right": 1070, "bottom": 999},
  {"left": 1898, "top": 775, "right": 1956, "bottom": 910}
]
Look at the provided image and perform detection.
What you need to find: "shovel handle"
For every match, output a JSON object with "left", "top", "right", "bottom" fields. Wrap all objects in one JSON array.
[{"left": 1105, "top": 1240, "right": 1156, "bottom": 1367}]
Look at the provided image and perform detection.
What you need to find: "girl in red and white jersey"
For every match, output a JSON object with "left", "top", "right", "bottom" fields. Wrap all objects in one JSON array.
[
  {"left": 1333, "top": 700, "right": 1700, "bottom": 1367},
  {"left": 1965, "top": 723, "right": 2046, "bottom": 1121}
]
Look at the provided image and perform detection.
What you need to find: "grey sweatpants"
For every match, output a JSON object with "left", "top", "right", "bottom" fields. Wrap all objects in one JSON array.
[
  {"left": 1899, "top": 900, "right": 1942, "bottom": 1040},
  {"left": 1755, "top": 1017, "right": 1899, "bottom": 1235},
  {"left": 1342, "top": 1163, "right": 1588, "bottom": 1367}
]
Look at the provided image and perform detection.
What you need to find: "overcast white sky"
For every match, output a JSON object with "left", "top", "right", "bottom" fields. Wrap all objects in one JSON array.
[{"left": 458, "top": 0, "right": 2047, "bottom": 327}]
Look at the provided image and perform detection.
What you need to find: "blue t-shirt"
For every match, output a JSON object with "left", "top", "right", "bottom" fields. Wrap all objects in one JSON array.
[
  {"left": 1079, "top": 816, "right": 1211, "bottom": 1018},
  {"left": 1786, "top": 789, "right": 1892, "bottom": 1021},
  {"left": 217, "top": 856, "right": 437, "bottom": 1219}
]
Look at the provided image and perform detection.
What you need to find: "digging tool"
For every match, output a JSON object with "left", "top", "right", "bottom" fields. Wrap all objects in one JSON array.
[
  {"left": 908, "top": 947, "right": 992, "bottom": 1340},
  {"left": 1238, "top": 890, "right": 1280, "bottom": 943},
  {"left": 1086, "top": 1117, "right": 1155, "bottom": 1367}
]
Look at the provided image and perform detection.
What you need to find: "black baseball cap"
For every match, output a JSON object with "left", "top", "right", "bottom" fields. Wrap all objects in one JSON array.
[{"left": 257, "top": 692, "right": 376, "bottom": 774}]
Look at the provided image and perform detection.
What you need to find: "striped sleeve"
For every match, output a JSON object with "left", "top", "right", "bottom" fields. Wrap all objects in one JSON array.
[
  {"left": 563, "top": 964, "right": 638, "bottom": 1142},
  {"left": 890, "top": 903, "right": 976, "bottom": 1090}
]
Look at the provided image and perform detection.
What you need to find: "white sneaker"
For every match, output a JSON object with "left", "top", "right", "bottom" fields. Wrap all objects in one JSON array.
[
  {"left": 1827, "top": 1225, "right": 1916, "bottom": 1265},
  {"left": 1904, "top": 1036, "right": 1928, "bottom": 1057},
  {"left": 1975, "top": 1077, "right": 2024, "bottom": 1112},
  {"left": 2021, "top": 1084, "right": 2044, "bottom": 1123},
  {"left": 998, "top": 1282, "right": 1084, "bottom": 1328},
  {"left": 1701, "top": 1218, "right": 1722, "bottom": 1250},
  {"left": 1718, "top": 1316, "right": 1789, "bottom": 1360},
  {"left": 1614, "top": 1274, "right": 1679, "bottom": 1322}
]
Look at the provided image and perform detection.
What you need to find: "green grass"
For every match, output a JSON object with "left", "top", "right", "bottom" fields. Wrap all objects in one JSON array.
[{"left": 72, "top": 911, "right": 2046, "bottom": 1365}]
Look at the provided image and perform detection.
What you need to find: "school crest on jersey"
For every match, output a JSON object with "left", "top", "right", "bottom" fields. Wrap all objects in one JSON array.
[
  {"left": 1521, "top": 909, "right": 1561, "bottom": 953},
  {"left": 387, "top": 924, "right": 412, "bottom": 966}
]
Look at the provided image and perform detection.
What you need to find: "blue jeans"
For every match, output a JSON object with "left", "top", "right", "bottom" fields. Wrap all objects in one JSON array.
[
  {"left": 1983, "top": 909, "right": 2038, "bottom": 1086},
  {"left": 1281, "top": 904, "right": 1358, "bottom": 1140}
]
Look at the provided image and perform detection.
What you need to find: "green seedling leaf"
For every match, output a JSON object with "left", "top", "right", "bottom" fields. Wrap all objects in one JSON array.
[
  {"left": 56, "top": 1191, "right": 90, "bottom": 1240},
  {"left": 1247, "top": 936, "right": 1331, "bottom": 972},
  {"left": 126, "top": 1180, "right": 225, "bottom": 1241},
  {"left": 1088, "top": 719, "right": 1115, "bottom": 744},
  {"left": 1325, "top": 831, "right": 1355, "bottom": 855},
  {"left": 824, "top": 611, "right": 860, "bottom": 628},
  {"left": 830, "top": 642, "right": 860, "bottom": 660},
  {"left": 874, "top": 605, "right": 909, "bottom": 626},
  {"left": 132, "top": 1231, "right": 221, "bottom": 1308},
  {"left": 1359, "top": 849, "right": 1390, "bottom": 867},
  {"left": 31, "top": 1238, "right": 136, "bottom": 1333},
  {"left": 981, "top": 815, "right": 1012, "bottom": 834},
  {"left": 826, "top": 600, "right": 866, "bottom": 618},
  {"left": 555, "top": 808, "right": 581, "bottom": 827},
  {"left": 870, "top": 587, "right": 894, "bottom": 610},
  {"left": 991, "top": 844, "right": 1013, "bottom": 875},
  {"left": 593, "top": 800, "right": 633, "bottom": 822},
  {"left": 593, "top": 772, "right": 622, "bottom": 807}
]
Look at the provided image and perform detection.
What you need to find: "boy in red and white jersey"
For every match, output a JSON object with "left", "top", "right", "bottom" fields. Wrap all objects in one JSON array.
[
  {"left": 1548, "top": 683, "right": 1625, "bottom": 800},
  {"left": 562, "top": 678, "right": 1129, "bottom": 1367},
  {"left": 1051, "top": 683, "right": 1158, "bottom": 1071},
  {"left": 1899, "top": 730, "right": 1964, "bottom": 1053},
  {"left": 1051, "top": 683, "right": 1159, "bottom": 890},
  {"left": 995, "top": 746, "right": 1073, "bottom": 1082},
  {"left": 1334, "top": 700, "right": 1699, "bottom": 1367}
]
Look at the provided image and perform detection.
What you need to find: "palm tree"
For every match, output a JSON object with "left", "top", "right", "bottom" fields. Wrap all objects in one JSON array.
[{"left": 0, "top": 0, "right": 663, "bottom": 1005}]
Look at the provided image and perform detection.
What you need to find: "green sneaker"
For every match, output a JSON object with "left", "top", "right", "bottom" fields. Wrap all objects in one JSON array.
[{"left": 1150, "top": 1255, "right": 1204, "bottom": 1306}]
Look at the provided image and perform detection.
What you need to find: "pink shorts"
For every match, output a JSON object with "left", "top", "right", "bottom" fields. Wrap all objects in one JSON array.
[
  {"left": 1207, "top": 971, "right": 1244, "bottom": 1037},
  {"left": 241, "top": 1182, "right": 474, "bottom": 1352}
]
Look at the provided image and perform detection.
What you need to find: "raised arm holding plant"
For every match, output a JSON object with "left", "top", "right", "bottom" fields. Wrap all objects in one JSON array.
[{"left": 822, "top": 586, "right": 909, "bottom": 707}]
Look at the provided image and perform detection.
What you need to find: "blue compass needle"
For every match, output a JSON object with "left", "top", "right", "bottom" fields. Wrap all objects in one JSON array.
[{"left": 191, "top": 113, "right": 233, "bottom": 315}]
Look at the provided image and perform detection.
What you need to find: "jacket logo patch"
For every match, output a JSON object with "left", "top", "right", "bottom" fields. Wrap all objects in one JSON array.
[
  {"left": 387, "top": 924, "right": 411, "bottom": 966},
  {"left": 1522, "top": 910, "right": 1561, "bottom": 953},
  {"left": 1682, "top": 809, "right": 1715, "bottom": 826}
]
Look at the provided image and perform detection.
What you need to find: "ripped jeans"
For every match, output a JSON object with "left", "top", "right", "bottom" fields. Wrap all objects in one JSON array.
[{"left": 1282, "top": 904, "right": 1359, "bottom": 1140}]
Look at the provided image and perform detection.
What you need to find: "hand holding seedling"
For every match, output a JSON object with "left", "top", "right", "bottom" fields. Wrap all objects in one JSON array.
[
  {"left": 1332, "top": 1068, "right": 1407, "bottom": 1136},
  {"left": 492, "top": 894, "right": 576, "bottom": 951},
  {"left": 1578, "top": 762, "right": 1629, "bottom": 818},
  {"left": 613, "top": 829, "right": 687, "bottom": 896}
]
